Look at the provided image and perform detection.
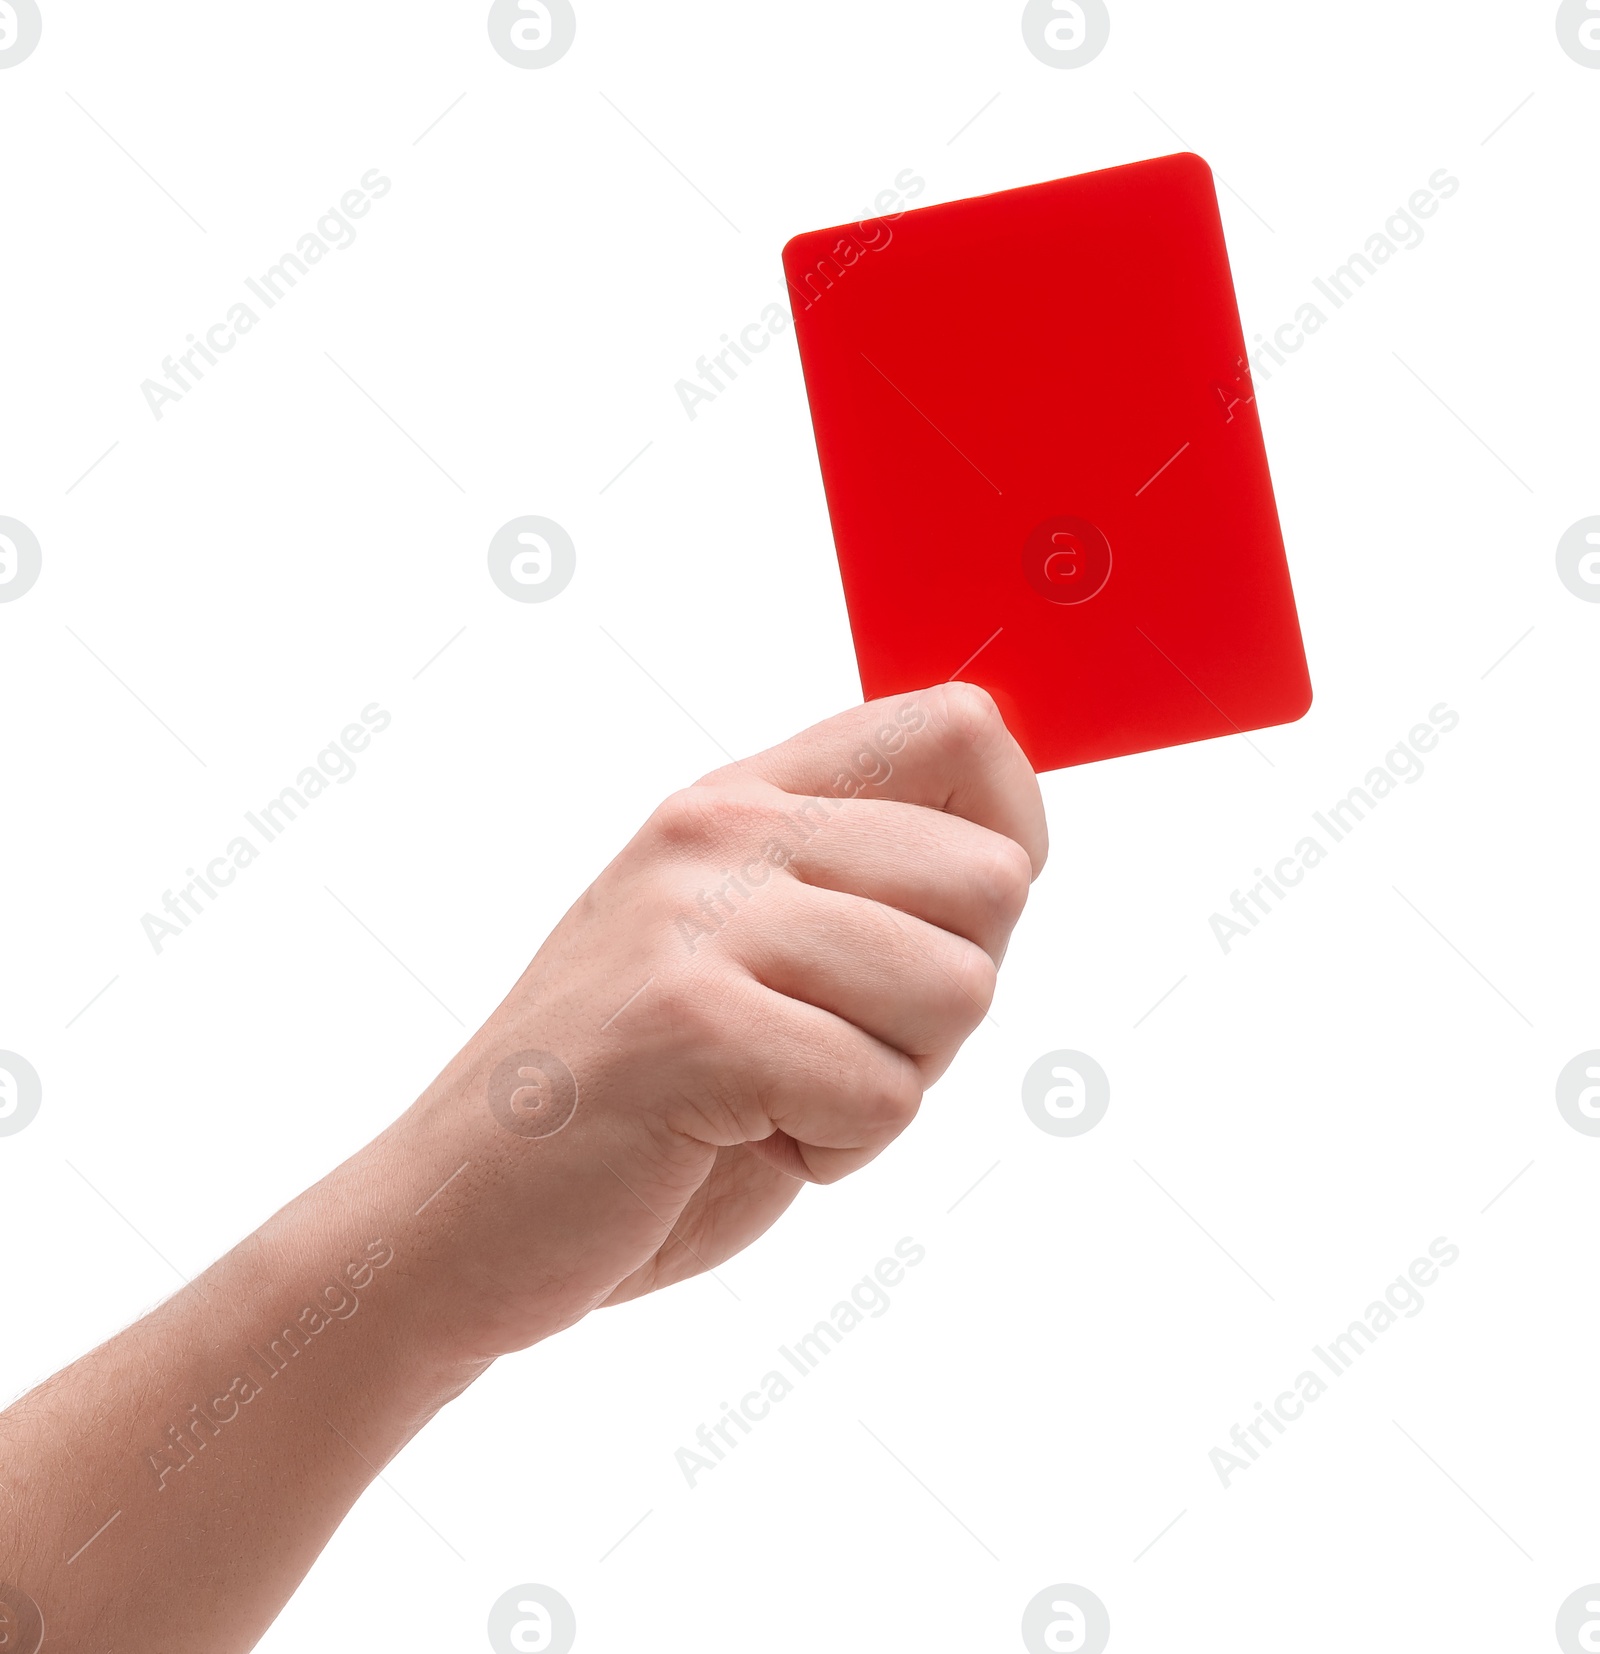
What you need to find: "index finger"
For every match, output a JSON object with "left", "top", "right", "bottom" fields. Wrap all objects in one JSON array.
[{"left": 709, "top": 682, "right": 1049, "bottom": 878}]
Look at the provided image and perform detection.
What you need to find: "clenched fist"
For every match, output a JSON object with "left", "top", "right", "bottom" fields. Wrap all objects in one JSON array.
[{"left": 396, "top": 682, "right": 1048, "bottom": 1358}]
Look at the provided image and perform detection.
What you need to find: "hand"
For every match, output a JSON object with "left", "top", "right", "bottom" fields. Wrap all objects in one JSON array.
[{"left": 397, "top": 682, "right": 1048, "bottom": 1360}]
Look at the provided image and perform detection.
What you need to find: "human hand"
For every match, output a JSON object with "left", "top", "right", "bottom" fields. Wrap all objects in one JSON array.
[{"left": 396, "top": 683, "right": 1048, "bottom": 1359}]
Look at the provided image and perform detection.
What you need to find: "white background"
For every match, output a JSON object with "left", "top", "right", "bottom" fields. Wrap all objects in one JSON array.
[{"left": 2, "top": 2, "right": 1598, "bottom": 1649}]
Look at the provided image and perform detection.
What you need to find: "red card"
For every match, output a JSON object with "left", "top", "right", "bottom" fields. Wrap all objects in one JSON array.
[{"left": 782, "top": 153, "right": 1312, "bottom": 772}]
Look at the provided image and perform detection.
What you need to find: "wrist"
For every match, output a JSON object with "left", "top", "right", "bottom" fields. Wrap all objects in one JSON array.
[
  {"left": 366, "top": 1020, "right": 692, "bottom": 1366},
  {"left": 240, "top": 1121, "right": 498, "bottom": 1410}
]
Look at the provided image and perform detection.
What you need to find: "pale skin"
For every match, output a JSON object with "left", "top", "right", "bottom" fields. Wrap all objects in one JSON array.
[{"left": 0, "top": 683, "right": 1047, "bottom": 1653}]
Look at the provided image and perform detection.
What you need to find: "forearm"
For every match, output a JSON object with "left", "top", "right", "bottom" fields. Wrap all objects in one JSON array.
[
  {"left": 0, "top": 980, "right": 707, "bottom": 1653},
  {"left": 0, "top": 1124, "right": 489, "bottom": 1654}
]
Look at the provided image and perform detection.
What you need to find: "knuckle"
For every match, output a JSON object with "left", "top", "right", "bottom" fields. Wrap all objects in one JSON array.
[
  {"left": 646, "top": 785, "right": 777, "bottom": 859},
  {"left": 647, "top": 787, "right": 717, "bottom": 851},
  {"left": 863, "top": 1058, "right": 924, "bottom": 1136},
  {"left": 944, "top": 938, "right": 998, "bottom": 1023},
  {"left": 981, "top": 836, "right": 1034, "bottom": 926},
  {"left": 937, "top": 680, "right": 1005, "bottom": 755}
]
